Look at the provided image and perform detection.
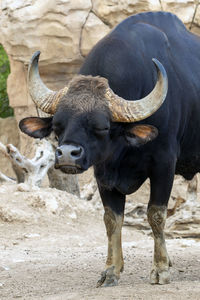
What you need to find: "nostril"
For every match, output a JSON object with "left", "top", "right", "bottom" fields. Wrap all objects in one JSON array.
[
  {"left": 56, "top": 149, "right": 63, "bottom": 157},
  {"left": 71, "top": 147, "right": 82, "bottom": 157},
  {"left": 56, "top": 145, "right": 84, "bottom": 162}
]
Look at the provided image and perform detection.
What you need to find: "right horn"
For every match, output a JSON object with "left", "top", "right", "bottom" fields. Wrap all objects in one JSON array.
[
  {"left": 28, "top": 51, "right": 68, "bottom": 114},
  {"left": 105, "top": 58, "right": 168, "bottom": 122}
]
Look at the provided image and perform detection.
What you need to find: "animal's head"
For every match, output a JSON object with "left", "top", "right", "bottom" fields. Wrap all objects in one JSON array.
[{"left": 19, "top": 51, "right": 168, "bottom": 174}]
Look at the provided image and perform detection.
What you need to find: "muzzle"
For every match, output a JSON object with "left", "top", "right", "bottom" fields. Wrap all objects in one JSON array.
[{"left": 55, "top": 144, "right": 85, "bottom": 174}]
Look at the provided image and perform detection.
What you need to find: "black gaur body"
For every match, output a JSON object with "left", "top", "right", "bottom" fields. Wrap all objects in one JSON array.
[{"left": 19, "top": 12, "right": 200, "bottom": 286}]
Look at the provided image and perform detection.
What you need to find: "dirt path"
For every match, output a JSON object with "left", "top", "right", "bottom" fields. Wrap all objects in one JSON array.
[{"left": 0, "top": 211, "right": 200, "bottom": 300}]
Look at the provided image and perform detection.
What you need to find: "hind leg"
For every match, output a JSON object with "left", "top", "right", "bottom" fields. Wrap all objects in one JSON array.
[
  {"left": 148, "top": 159, "right": 175, "bottom": 284},
  {"left": 147, "top": 205, "right": 172, "bottom": 284},
  {"left": 96, "top": 186, "right": 125, "bottom": 287}
]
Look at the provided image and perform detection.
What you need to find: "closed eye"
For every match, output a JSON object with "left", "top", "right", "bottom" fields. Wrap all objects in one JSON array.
[
  {"left": 95, "top": 127, "right": 109, "bottom": 131},
  {"left": 94, "top": 127, "right": 110, "bottom": 136}
]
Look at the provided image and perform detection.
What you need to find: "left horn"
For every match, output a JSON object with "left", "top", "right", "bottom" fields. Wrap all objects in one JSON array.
[
  {"left": 105, "top": 58, "right": 168, "bottom": 122},
  {"left": 28, "top": 51, "right": 68, "bottom": 114}
]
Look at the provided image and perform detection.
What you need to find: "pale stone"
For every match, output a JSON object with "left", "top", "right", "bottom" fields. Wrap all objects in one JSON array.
[
  {"left": 7, "top": 57, "right": 28, "bottom": 107},
  {"left": 161, "top": 0, "right": 197, "bottom": 24},
  {"left": 190, "top": 24, "right": 200, "bottom": 36},
  {"left": 0, "top": 117, "right": 20, "bottom": 178},
  {"left": 0, "top": 0, "right": 94, "bottom": 110},
  {"left": 93, "top": 0, "right": 161, "bottom": 27},
  {"left": 0, "top": 0, "right": 92, "bottom": 63},
  {"left": 0, "top": 183, "right": 95, "bottom": 223},
  {"left": 193, "top": 4, "right": 200, "bottom": 27},
  {"left": 81, "top": 12, "right": 110, "bottom": 57}
]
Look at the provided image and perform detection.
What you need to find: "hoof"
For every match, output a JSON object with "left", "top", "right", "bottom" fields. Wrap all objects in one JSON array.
[
  {"left": 96, "top": 267, "right": 119, "bottom": 288},
  {"left": 150, "top": 268, "right": 170, "bottom": 285}
]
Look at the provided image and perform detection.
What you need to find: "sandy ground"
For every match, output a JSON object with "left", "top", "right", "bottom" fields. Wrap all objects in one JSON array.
[{"left": 0, "top": 205, "right": 200, "bottom": 299}]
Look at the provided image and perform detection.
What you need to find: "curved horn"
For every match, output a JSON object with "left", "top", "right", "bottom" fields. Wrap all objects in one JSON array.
[
  {"left": 105, "top": 58, "right": 168, "bottom": 122},
  {"left": 28, "top": 51, "right": 68, "bottom": 114}
]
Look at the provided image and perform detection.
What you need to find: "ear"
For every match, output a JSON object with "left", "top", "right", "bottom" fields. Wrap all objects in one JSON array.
[
  {"left": 125, "top": 124, "right": 158, "bottom": 146},
  {"left": 19, "top": 117, "right": 53, "bottom": 138}
]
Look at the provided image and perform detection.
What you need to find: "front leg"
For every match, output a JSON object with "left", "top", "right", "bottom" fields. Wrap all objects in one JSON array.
[
  {"left": 147, "top": 158, "right": 175, "bottom": 284},
  {"left": 96, "top": 186, "right": 125, "bottom": 287}
]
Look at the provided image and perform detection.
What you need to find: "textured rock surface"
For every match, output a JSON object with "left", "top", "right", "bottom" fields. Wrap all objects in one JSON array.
[
  {"left": 92, "top": 0, "right": 161, "bottom": 27},
  {"left": 162, "top": 0, "right": 198, "bottom": 25},
  {"left": 0, "top": 117, "right": 20, "bottom": 178},
  {"left": 0, "top": 0, "right": 92, "bottom": 109},
  {"left": 81, "top": 12, "right": 110, "bottom": 56},
  {"left": 0, "top": 183, "right": 94, "bottom": 223}
]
